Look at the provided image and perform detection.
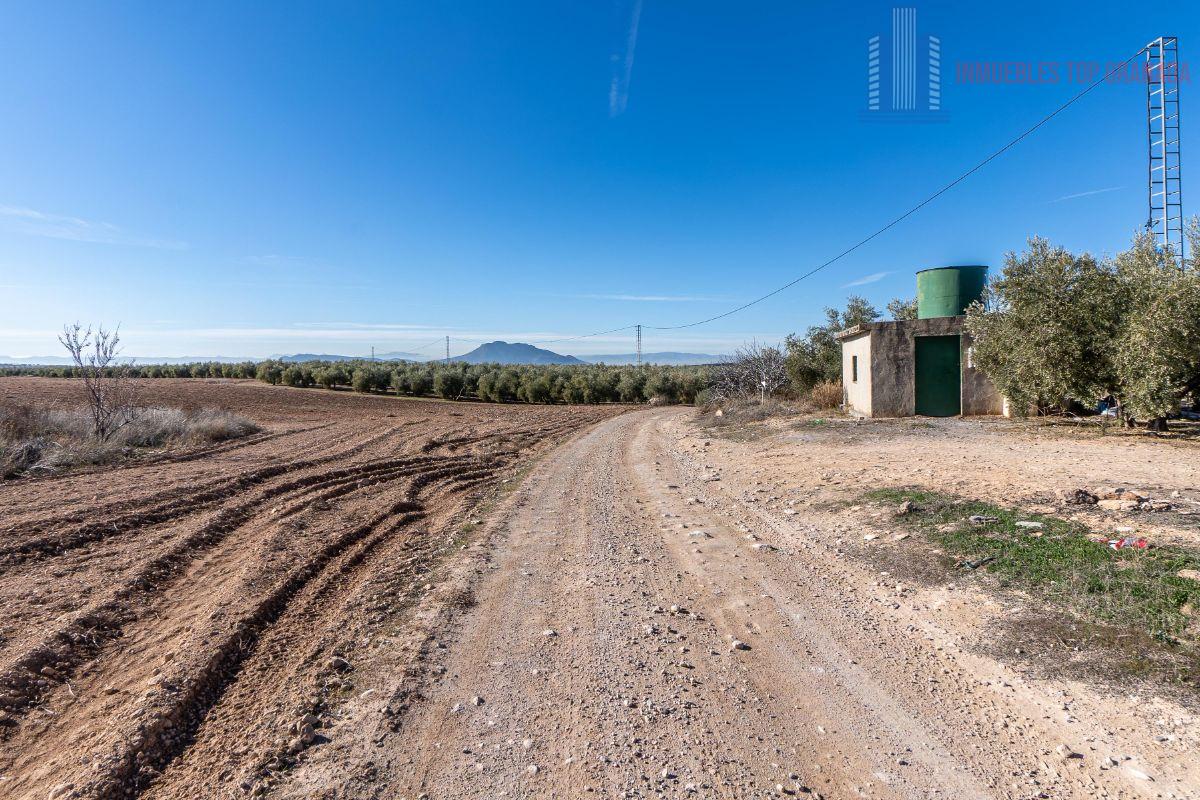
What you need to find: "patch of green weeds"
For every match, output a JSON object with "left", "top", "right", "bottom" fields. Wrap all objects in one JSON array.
[{"left": 865, "top": 488, "right": 1200, "bottom": 643}]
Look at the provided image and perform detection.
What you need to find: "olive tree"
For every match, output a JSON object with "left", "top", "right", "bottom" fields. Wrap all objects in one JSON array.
[
  {"left": 1110, "top": 233, "right": 1200, "bottom": 429},
  {"left": 785, "top": 296, "right": 878, "bottom": 393},
  {"left": 433, "top": 370, "right": 465, "bottom": 400},
  {"left": 964, "top": 238, "right": 1120, "bottom": 415},
  {"left": 886, "top": 296, "right": 918, "bottom": 320}
]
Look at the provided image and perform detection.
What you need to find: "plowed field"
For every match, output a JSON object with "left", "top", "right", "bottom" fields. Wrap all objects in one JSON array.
[{"left": 0, "top": 378, "right": 622, "bottom": 800}]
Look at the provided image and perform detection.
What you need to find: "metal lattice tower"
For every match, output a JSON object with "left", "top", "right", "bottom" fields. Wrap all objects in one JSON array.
[
  {"left": 1146, "top": 36, "right": 1185, "bottom": 262},
  {"left": 635, "top": 324, "right": 642, "bottom": 365},
  {"left": 445, "top": 336, "right": 450, "bottom": 363}
]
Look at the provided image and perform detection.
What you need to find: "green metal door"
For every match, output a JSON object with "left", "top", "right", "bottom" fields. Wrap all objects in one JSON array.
[{"left": 914, "top": 335, "right": 961, "bottom": 416}]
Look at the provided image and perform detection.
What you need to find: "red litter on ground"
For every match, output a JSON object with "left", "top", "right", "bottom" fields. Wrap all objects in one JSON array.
[{"left": 1108, "top": 536, "right": 1148, "bottom": 550}]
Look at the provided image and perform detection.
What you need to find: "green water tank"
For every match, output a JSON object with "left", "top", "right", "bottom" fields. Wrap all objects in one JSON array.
[{"left": 916, "top": 265, "right": 987, "bottom": 319}]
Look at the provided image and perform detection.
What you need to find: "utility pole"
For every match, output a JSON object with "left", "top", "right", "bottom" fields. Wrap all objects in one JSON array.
[
  {"left": 635, "top": 324, "right": 642, "bottom": 365},
  {"left": 445, "top": 336, "right": 450, "bottom": 363}
]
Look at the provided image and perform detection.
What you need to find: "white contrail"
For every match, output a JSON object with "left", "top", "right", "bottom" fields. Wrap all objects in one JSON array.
[
  {"left": 609, "top": 0, "right": 643, "bottom": 116},
  {"left": 1049, "top": 186, "right": 1121, "bottom": 203},
  {"left": 841, "top": 271, "right": 890, "bottom": 288}
]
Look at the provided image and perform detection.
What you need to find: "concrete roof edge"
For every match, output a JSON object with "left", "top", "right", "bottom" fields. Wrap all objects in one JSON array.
[{"left": 833, "top": 323, "right": 874, "bottom": 341}]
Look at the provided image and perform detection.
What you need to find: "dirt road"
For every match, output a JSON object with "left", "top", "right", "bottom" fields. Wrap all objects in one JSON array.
[{"left": 277, "top": 409, "right": 1197, "bottom": 800}]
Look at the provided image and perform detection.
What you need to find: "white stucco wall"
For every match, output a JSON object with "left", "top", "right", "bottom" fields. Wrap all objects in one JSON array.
[{"left": 840, "top": 332, "right": 872, "bottom": 417}]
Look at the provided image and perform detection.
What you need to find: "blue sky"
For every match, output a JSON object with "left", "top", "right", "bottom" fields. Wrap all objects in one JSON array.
[{"left": 0, "top": 1, "right": 1194, "bottom": 358}]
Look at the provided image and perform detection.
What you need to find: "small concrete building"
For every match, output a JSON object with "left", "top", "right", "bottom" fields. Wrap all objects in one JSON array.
[{"left": 835, "top": 266, "right": 1003, "bottom": 418}]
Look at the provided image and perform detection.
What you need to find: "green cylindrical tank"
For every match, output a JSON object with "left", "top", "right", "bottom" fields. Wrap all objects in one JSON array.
[{"left": 916, "top": 265, "right": 987, "bottom": 319}]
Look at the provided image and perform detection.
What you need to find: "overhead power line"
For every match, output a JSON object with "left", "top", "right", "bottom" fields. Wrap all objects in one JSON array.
[
  {"left": 643, "top": 45, "right": 1149, "bottom": 331},
  {"left": 375, "top": 43, "right": 1152, "bottom": 354},
  {"left": 407, "top": 336, "right": 448, "bottom": 352},
  {"left": 527, "top": 323, "right": 639, "bottom": 345}
]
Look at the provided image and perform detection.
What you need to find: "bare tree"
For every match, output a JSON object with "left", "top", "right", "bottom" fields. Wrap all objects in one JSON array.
[
  {"left": 59, "top": 323, "right": 138, "bottom": 441},
  {"left": 708, "top": 340, "right": 788, "bottom": 404}
]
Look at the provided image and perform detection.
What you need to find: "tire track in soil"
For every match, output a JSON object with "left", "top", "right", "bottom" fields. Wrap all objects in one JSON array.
[
  {"left": 2, "top": 463, "right": 501, "bottom": 800},
  {"left": 0, "top": 421, "right": 351, "bottom": 520},
  {"left": 142, "top": 468, "right": 502, "bottom": 800},
  {"left": 0, "top": 451, "right": 466, "bottom": 668},
  {"left": 0, "top": 418, "right": 584, "bottom": 675},
  {"left": 0, "top": 446, "right": 475, "bottom": 718},
  {"left": 2, "top": 423, "right": 323, "bottom": 490},
  {"left": 0, "top": 424, "right": 417, "bottom": 670},
  {"left": 0, "top": 378, "right": 626, "bottom": 800},
  {"left": 0, "top": 424, "right": 404, "bottom": 559}
]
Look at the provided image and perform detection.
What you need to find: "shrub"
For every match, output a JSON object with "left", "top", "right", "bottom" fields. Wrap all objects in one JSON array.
[
  {"left": 809, "top": 380, "right": 843, "bottom": 410},
  {"left": 709, "top": 341, "right": 788, "bottom": 404},
  {"left": 118, "top": 407, "right": 189, "bottom": 446},
  {"left": 180, "top": 408, "right": 261, "bottom": 442}
]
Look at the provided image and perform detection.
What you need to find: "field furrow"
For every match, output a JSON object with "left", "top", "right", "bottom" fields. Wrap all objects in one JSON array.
[{"left": 0, "top": 378, "right": 623, "bottom": 800}]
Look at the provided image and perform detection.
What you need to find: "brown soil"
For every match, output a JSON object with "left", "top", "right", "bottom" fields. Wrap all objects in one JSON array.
[
  {"left": 3, "top": 382, "right": 1198, "bottom": 800},
  {"left": 0, "top": 377, "right": 622, "bottom": 800}
]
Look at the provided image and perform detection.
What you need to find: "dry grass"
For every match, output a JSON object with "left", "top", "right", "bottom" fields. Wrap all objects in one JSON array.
[
  {"left": 696, "top": 398, "right": 805, "bottom": 426},
  {"left": 695, "top": 393, "right": 851, "bottom": 442},
  {"left": 0, "top": 404, "right": 260, "bottom": 477},
  {"left": 808, "top": 380, "right": 843, "bottom": 411}
]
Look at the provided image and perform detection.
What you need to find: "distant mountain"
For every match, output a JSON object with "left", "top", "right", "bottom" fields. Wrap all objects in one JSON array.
[
  {"left": 279, "top": 352, "right": 426, "bottom": 363},
  {"left": 0, "top": 355, "right": 72, "bottom": 366},
  {"left": 377, "top": 351, "right": 428, "bottom": 362},
  {"left": 579, "top": 352, "right": 722, "bottom": 366},
  {"left": 450, "top": 341, "right": 585, "bottom": 365}
]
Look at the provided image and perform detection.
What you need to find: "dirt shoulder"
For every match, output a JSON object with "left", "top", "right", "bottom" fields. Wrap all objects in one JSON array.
[{"left": 703, "top": 413, "right": 1199, "bottom": 545}]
